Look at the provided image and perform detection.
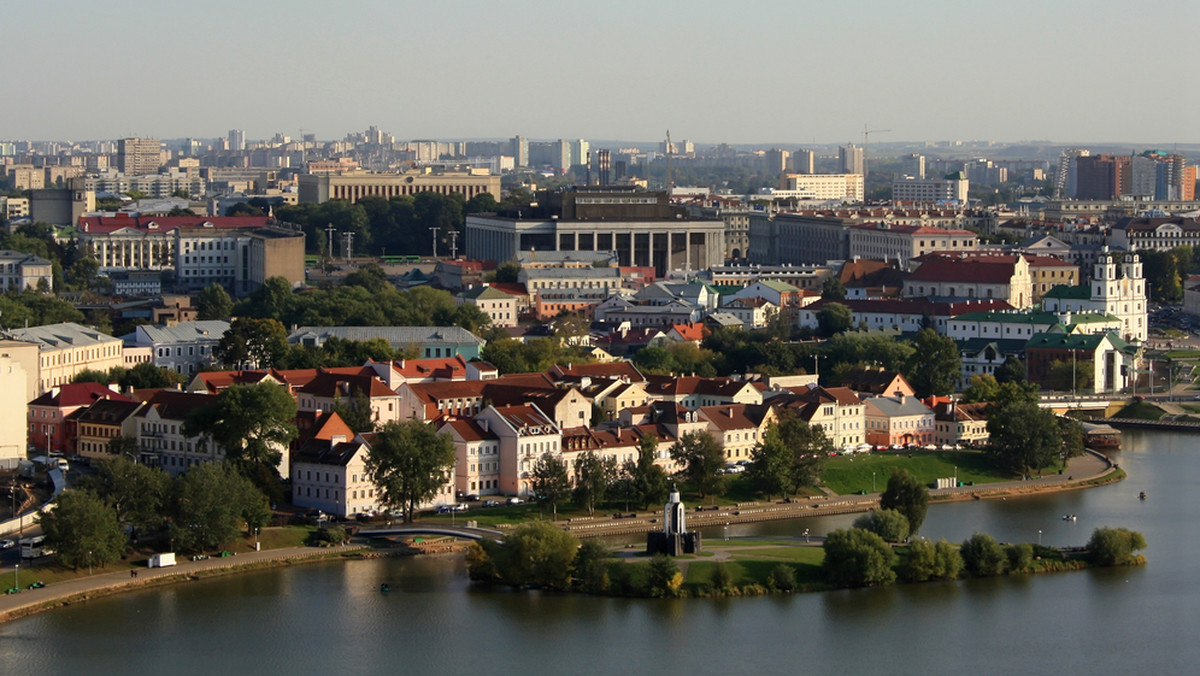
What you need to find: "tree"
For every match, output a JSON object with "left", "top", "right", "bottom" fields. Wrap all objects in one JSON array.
[
  {"left": 83, "top": 455, "right": 170, "bottom": 538},
  {"left": 364, "top": 419, "right": 456, "bottom": 523},
  {"left": 214, "top": 317, "right": 290, "bottom": 369},
  {"left": 39, "top": 490, "right": 127, "bottom": 570},
  {"left": 986, "top": 401, "right": 1061, "bottom": 477},
  {"left": 751, "top": 413, "right": 831, "bottom": 498},
  {"left": 645, "top": 554, "right": 683, "bottom": 598},
  {"left": 118, "top": 361, "right": 183, "bottom": 391},
  {"left": 71, "top": 369, "right": 111, "bottom": 385},
  {"left": 169, "top": 462, "right": 270, "bottom": 552},
  {"left": 822, "top": 528, "right": 896, "bottom": 588},
  {"left": 899, "top": 538, "right": 964, "bottom": 582},
  {"left": 330, "top": 388, "right": 376, "bottom": 434},
  {"left": 995, "top": 356, "right": 1026, "bottom": 385},
  {"left": 961, "top": 374, "right": 1000, "bottom": 403},
  {"left": 905, "top": 328, "right": 961, "bottom": 398},
  {"left": 1060, "top": 417, "right": 1086, "bottom": 462},
  {"left": 1045, "top": 358, "right": 1093, "bottom": 392},
  {"left": 185, "top": 382, "right": 298, "bottom": 472},
  {"left": 960, "top": 532, "right": 1008, "bottom": 576},
  {"left": 531, "top": 454, "right": 571, "bottom": 520},
  {"left": 767, "top": 563, "right": 798, "bottom": 591},
  {"left": 492, "top": 261, "right": 521, "bottom": 284},
  {"left": 574, "top": 451, "right": 617, "bottom": 516},
  {"left": 853, "top": 508, "right": 911, "bottom": 543},
  {"left": 626, "top": 434, "right": 669, "bottom": 509},
  {"left": 820, "top": 276, "right": 847, "bottom": 300},
  {"left": 1086, "top": 527, "right": 1147, "bottom": 566},
  {"left": 196, "top": 283, "right": 233, "bottom": 321},
  {"left": 476, "top": 521, "right": 578, "bottom": 590},
  {"left": 669, "top": 431, "right": 726, "bottom": 498},
  {"left": 1006, "top": 543, "right": 1034, "bottom": 572},
  {"left": 571, "top": 539, "right": 611, "bottom": 593},
  {"left": 816, "top": 302, "right": 854, "bottom": 337},
  {"left": 880, "top": 469, "right": 929, "bottom": 536}
]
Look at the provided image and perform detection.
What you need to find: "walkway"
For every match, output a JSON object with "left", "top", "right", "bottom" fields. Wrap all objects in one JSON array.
[{"left": 0, "top": 543, "right": 361, "bottom": 623}]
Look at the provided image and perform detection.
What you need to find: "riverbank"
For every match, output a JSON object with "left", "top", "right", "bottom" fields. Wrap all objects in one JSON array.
[{"left": 0, "top": 450, "right": 1119, "bottom": 625}]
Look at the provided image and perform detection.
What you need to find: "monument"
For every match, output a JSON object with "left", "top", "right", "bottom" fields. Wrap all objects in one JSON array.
[{"left": 646, "top": 486, "right": 702, "bottom": 556}]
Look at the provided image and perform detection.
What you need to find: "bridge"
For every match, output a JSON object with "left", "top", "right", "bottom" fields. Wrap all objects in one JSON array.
[
  {"left": 1037, "top": 395, "right": 1127, "bottom": 416},
  {"left": 358, "top": 525, "right": 507, "bottom": 542}
]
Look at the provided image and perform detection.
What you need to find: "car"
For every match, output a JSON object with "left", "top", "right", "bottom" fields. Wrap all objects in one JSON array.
[
  {"left": 465, "top": 494, "right": 480, "bottom": 502},
  {"left": 436, "top": 505, "right": 455, "bottom": 514},
  {"left": 483, "top": 499, "right": 499, "bottom": 508},
  {"left": 506, "top": 497, "right": 523, "bottom": 505},
  {"left": 0, "top": 539, "right": 15, "bottom": 550},
  {"left": 453, "top": 503, "right": 469, "bottom": 512}
]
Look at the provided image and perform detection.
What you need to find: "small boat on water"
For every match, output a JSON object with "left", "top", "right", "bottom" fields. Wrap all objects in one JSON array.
[
  {"left": 1062, "top": 514, "right": 1077, "bottom": 522},
  {"left": 1139, "top": 492, "right": 1147, "bottom": 501},
  {"left": 380, "top": 583, "right": 391, "bottom": 592},
  {"left": 1082, "top": 422, "right": 1122, "bottom": 450}
]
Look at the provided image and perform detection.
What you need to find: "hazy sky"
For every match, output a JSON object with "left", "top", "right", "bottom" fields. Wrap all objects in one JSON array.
[{"left": 4, "top": 0, "right": 1196, "bottom": 145}]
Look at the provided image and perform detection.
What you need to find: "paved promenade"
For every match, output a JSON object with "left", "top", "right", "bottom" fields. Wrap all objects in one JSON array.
[{"left": 0, "top": 543, "right": 361, "bottom": 623}]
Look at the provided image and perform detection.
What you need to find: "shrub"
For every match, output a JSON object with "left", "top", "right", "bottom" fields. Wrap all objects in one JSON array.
[
  {"left": 1006, "top": 543, "right": 1034, "bottom": 572},
  {"left": 899, "top": 539, "right": 937, "bottom": 583},
  {"left": 572, "top": 540, "right": 610, "bottom": 594},
  {"left": 961, "top": 533, "right": 1008, "bottom": 577},
  {"left": 853, "top": 508, "right": 910, "bottom": 543},
  {"left": 768, "top": 563, "right": 798, "bottom": 592},
  {"left": 645, "top": 554, "right": 683, "bottom": 598},
  {"left": 822, "top": 528, "right": 896, "bottom": 588},
  {"left": 932, "top": 540, "right": 964, "bottom": 580},
  {"left": 313, "top": 526, "right": 347, "bottom": 546},
  {"left": 710, "top": 563, "right": 734, "bottom": 593},
  {"left": 1086, "top": 527, "right": 1147, "bottom": 566}
]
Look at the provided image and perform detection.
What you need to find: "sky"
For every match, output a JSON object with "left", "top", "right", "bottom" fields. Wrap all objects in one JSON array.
[{"left": 3, "top": 0, "right": 1197, "bottom": 146}]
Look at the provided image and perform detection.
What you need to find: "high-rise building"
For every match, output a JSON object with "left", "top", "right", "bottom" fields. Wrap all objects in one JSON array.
[
  {"left": 117, "top": 138, "right": 162, "bottom": 175},
  {"left": 511, "top": 136, "right": 529, "bottom": 167},
  {"left": 570, "top": 139, "right": 589, "bottom": 168},
  {"left": 839, "top": 144, "right": 864, "bottom": 175},
  {"left": 1075, "top": 155, "right": 1131, "bottom": 200},
  {"left": 792, "top": 149, "right": 815, "bottom": 174},
  {"left": 1055, "top": 148, "right": 1090, "bottom": 198},
  {"left": 764, "top": 149, "right": 790, "bottom": 175},
  {"left": 902, "top": 153, "right": 926, "bottom": 179},
  {"left": 228, "top": 129, "right": 245, "bottom": 152}
]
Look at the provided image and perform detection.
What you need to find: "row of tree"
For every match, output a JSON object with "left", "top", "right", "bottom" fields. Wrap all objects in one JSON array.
[{"left": 530, "top": 435, "right": 670, "bottom": 519}]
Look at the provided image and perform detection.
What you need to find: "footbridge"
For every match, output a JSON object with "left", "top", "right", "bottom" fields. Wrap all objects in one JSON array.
[{"left": 359, "top": 525, "right": 506, "bottom": 542}]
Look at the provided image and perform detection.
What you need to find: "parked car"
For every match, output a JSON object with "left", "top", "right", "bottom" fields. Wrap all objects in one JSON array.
[
  {"left": 506, "top": 497, "right": 523, "bottom": 505},
  {"left": 0, "top": 539, "right": 15, "bottom": 550},
  {"left": 483, "top": 499, "right": 500, "bottom": 508}
]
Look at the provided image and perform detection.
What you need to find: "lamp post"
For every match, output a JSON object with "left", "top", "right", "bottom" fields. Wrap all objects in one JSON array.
[
  {"left": 13, "top": 563, "right": 17, "bottom": 590},
  {"left": 88, "top": 550, "right": 92, "bottom": 576},
  {"left": 1038, "top": 530, "right": 1043, "bottom": 547},
  {"left": 872, "top": 471, "right": 876, "bottom": 492},
  {"left": 803, "top": 528, "right": 810, "bottom": 544},
  {"left": 254, "top": 528, "right": 260, "bottom": 552}
]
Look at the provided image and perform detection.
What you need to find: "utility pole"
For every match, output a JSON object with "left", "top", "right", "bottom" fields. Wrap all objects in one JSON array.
[
  {"left": 342, "top": 231, "right": 354, "bottom": 262},
  {"left": 448, "top": 230, "right": 459, "bottom": 259},
  {"left": 430, "top": 226, "right": 440, "bottom": 259},
  {"left": 863, "top": 124, "right": 892, "bottom": 194},
  {"left": 325, "top": 223, "right": 336, "bottom": 259}
]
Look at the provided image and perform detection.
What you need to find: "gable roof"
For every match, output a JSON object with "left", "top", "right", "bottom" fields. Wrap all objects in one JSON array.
[{"left": 30, "top": 382, "right": 130, "bottom": 407}]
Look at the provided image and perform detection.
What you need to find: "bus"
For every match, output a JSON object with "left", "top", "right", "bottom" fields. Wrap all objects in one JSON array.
[
  {"left": 381, "top": 255, "right": 421, "bottom": 264},
  {"left": 20, "top": 535, "right": 53, "bottom": 559}
]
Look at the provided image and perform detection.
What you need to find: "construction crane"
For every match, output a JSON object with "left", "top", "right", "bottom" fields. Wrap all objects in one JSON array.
[{"left": 863, "top": 125, "right": 892, "bottom": 193}]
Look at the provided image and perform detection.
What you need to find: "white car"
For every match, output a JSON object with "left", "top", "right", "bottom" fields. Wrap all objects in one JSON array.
[{"left": 0, "top": 539, "right": 15, "bottom": 550}]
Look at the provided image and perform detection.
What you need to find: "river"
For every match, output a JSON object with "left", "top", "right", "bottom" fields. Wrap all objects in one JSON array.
[{"left": 0, "top": 430, "right": 1193, "bottom": 675}]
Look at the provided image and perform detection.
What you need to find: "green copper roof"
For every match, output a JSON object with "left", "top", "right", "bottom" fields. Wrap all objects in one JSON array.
[{"left": 1043, "top": 284, "right": 1090, "bottom": 300}]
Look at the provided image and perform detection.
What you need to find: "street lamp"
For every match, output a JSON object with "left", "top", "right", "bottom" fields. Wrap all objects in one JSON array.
[
  {"left": 803, "top": 528, "right": 810, "bottom": 544},
  {"left": 88, "top": 550, "right": 92, "bottom": 576},
  {"left": 872, "top": 471, "right": 876, "bottom": 492},
  {"left": 1038, "top": 530, "right": 1043, "bottom": 546},
  {"left": 254, "top": 528, "right": 260, "bottom": 552},
  {"left": 13, "top": 563, "right": 17, "bottom": 590}
]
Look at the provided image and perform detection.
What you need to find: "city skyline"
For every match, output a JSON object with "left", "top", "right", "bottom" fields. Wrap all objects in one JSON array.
[{"left": 1, "top": 0, "right": 1196, "bottom": 145}]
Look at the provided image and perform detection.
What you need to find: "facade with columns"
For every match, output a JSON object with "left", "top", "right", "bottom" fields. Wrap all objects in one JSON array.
[
  {"left": 465, "top": 215, "right": 725, "bottom": 277},
  {"left": 298, "top": 169, "right": 501, "bottom": 204}
]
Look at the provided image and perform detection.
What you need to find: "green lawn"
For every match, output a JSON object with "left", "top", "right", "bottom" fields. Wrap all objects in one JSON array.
[
  {"left": 1114, "top": 401, "right": 1167, "bottom": 420},
  {"left": 1164, "top": 350, "right": 1200, "bottom": 359},
  {"left": 258, "top": 525, "right": 316, "bottom": 550},
  {"left": 822, "top": 450, "right": 1006, "bottom": 495}
]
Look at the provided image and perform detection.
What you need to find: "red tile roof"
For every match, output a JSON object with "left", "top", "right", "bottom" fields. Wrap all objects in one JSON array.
[
  {"left": 29, "top": 382, "right": 130, "bottom": 407},
  {"left": 908, "top": 258, "right": 1017, "bottom": 284},
  {"left": 79, "top": 215, "right": 271, "bottom": 235}
]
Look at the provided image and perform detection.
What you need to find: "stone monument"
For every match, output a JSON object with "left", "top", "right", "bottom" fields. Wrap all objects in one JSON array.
[{"left": 646, "top": 486, "right": 702, "bottom": 556}]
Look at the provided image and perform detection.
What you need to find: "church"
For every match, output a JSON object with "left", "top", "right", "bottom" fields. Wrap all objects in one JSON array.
[{"left": 1042, "top": 249, "right": 1147, "bottom": 343}]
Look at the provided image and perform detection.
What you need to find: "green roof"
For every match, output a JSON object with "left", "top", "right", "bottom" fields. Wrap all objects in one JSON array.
[
  {"left": 1043, "top": 284, "right": 1090, "bottom": 300},
  {"left": 757, "top": 279, "right": 802, "bottom": 293},
  {"left": 1025, "top": 331, "right": 1135, "bottom": 352},
  {"left": 1065, "top": 313, "right": 1121, "bottom": 324},
  {"left": 710, "top": 284, "right": 745, "bottom": 297}
]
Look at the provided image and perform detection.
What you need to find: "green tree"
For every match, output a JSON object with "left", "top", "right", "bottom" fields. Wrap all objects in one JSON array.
[
  {"left": 905, "top": 328, "right": 961, "bottom": 398},
  {"left": 1086, "top": 527, "right": 1147, "bottom": 566},
  {"left": 960, "top": 532, "right": 1008, "bottom": 576},
  {"left": 645, "top": 554, "right": 683, "bottom": 598},
  {"left": 900, "top": 538, "right": 964, "bottom": 582},
  {"left": 169, "top": 462, "right": 269, "bottom": 552},
  {"left": 492, "top": 261, "right": 521, "bottom": 284},
  {"left": 767, "top": 563, "right": 798, "bottom": 591},
  {"left": 196, "top": 283, "right": 234, "bottom": 321},
  {"left": 669, "top": 431, "right": 726, "bottom": 498},
  {"left": 71, "top": 369, "right": 112, "bottom": 385},
  {"left": 574, "top": 451, "right": 617, "bottom": 516},
  {"left": 1006, "top": 543, "right": 1034, "bottom": 572},
  {"left": 477, "top": 521, "right": 579, "bottom": 590},
  {"left": 820, "top": 276, "right": 847, "bottom": 300},
  {"left": 1060, "top": 417, "right": 1086, "bottom": 462},
  {"left": 185, "top": 382, "right": 298, "bottom": 471},
  {"left": 961, "top": 374, "right": 1000, "bottom": 403},
  {"left": 995, "top": 356, "right": 1026, "bottom": 385},
  {"left": 816, "top": 302, "right": 854, "bottom": 337},
  {"left": 531, "top": 454, "right": 572, "bottom": 520},
  {"left": 214, "top": 317, "right": 290, "bottom": 369},
  {"left": 1045, "top": 358, "right": 1094, "bottom": 392},
  {"left": 571, "top": 539, "right": 611, "bottom": 593},
  {"left": 83, "top": 455, "right": 170, "bottom": 538},
  {"left": 39, "top": 490, "right": 127, "bottom": 570},
  {"left": 986, "top": 401, "right": 1061, "bottom": 477},
  {"left": 118, "top": 361, "right": 183, "bottom": 391},
  {"left": 710, "top": 562, "right": 735, "bottom": 593},
  {"left": 625, "top": 435, "right": 669, "bottom": 509},
  {"left": 822, "top": 528, "right": 897, "bottom": 588},
  {"left": 853, "top": 508, "right": 911, "bottom": 543},
  {"left": 364, "top": 419, "right": 456, "bottom": 523},
  {"left": 879, "top": 469, "right": 930, "bottom": 536}
]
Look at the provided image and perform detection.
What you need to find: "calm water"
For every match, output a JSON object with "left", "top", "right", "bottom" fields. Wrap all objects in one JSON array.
[{"left": 0, "top": 430, "right": 1194, "bottom": 675}]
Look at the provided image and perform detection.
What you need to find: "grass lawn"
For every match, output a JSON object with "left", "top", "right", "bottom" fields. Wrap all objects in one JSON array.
[
  {"left": 257, "top": 525, "right": 317, "bottom": 550},
  {"left": 1164, "top": 350, "right": 1200, "bottom": 359},
  {"left": 1114, "top": 401, "right": 1167, "bottom": 420},
  {"left": 822, "top": 450, "right": 1006, "bottom": 495}
]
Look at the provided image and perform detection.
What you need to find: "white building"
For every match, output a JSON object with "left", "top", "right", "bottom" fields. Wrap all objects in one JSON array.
[
  {"left": 892, "top": 174, "right": 970, "bottom": 205},
  {"left": 0, "top": 356, "right": 28, "bottom": 464},
  {"left": 122, "top": 320, "right": 229, "bottom": 376},
  {"left": 1042, "top": 250, "right": 1147, "bottom": 342},
  {"left": 779, "top": 173, "right": 864, "bottom": 202},
  {"left": 0, "top": 250, "right": 52, "bottom": 292},
  {"left": 3, "top": 322, "right": 125, "bottom": 394}
]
